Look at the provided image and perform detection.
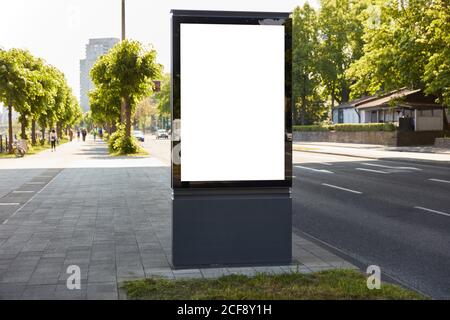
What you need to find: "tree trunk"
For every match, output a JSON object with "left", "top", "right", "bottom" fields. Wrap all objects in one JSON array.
[
  {"left": 8, "top": 105, "right": 13, "bottom": 153},
  {"left": 31, "top": 119, "right": 36, "bottom": 145},
  {"left": 331, "top": 81, "right": 336, "bottom": 110},
  {"left": 300, "top": 97, "right": 306, "bottom": 125},
  {"left": 125, "top": 97, "right": 131, "bottom": 138},
  {"left": 56, "top": 122, "right": 62, "bottom": 139},
  {"left": 41, "top": 127, "right": 45, "bottom": 142},
  {"left": 121, "top": 98, "right": 126, "bottom": 125},
  {"left": 20, "top": 115, "right": 27, "bottom": 140}
]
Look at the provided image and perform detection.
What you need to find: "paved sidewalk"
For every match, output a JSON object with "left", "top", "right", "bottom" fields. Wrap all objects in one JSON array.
[
  {"left": 0, "top": 138, "right": 356, "bottom": 300},
  {"left": 294, "top": 141, "right": 450, "bottom": 164}
]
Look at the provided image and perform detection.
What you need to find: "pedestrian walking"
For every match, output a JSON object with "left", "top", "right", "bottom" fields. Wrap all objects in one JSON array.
[
  {"left": 77, "top": 129, "right": 81, "bottom": 141},
  {"left": 98, "top": 128, "right": 103, "bottom": 140},
  {"left": 69, "top": 129, "right": 74, "bottom": 142},
  {"left": 92, "top": 128, "right": 97, "bottom": 141},
  {"left": 82, "top": 129, "right": 87, "bottom": 142},
  {"left": 50, "top": 129, "right": 57, "bottom": 152}
]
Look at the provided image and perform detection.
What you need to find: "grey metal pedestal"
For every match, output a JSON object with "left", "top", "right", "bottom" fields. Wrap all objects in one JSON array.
[{"left": 171, "top": 188, "right": 292, "bottom": 268}]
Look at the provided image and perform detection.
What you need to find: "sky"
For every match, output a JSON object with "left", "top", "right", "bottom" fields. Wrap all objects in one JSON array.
[{"left": 0, "top": 0, "right": 318, "bottom": 104}]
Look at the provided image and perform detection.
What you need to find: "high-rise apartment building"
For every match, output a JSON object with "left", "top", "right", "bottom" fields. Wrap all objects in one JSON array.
[{"left": 79, "top": 38, "right": 120, "bottom": 112}]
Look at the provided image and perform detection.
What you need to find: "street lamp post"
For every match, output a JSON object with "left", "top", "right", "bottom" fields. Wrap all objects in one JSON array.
[{"left": 121, "top": 0, "right": 126, "bottom": 40}]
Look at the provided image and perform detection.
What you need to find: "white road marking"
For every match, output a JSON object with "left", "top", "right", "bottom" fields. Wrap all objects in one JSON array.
[
  {"left": 295, "top": 165, "right": 334, "bottom": 174},
  {"left": 361, "top": 162, "right": 422, "bottom": 171},
  {"left": 319, "top": 162, "right": 333, "bottom": 166},
  {"left": 0, "top": 203, "right": 20, "bottom": 206},
  {"left": 356, "top": 168, "right": 388, "bottom": 174},
  {"left": 2, "top": 219, "right": 8, "bottom": 225},
  {"left": 12, "top": 190, "right": 34, "bottom": 193},
  {"left": 322, "top": 183, "right": 362, "bottom": 194},
  {"left": 5, "top": 170, "right": 62, "bottom": 223},
  {"left": 428, "top": 178, "right": 450, "bottom": 184},
  {"left": 414, "top": 206, "right": 450, "bottom": 217}
]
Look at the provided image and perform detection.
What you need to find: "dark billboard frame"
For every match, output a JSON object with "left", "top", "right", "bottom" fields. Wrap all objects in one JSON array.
[{"left": 171, "top": 10, "right": 292, "bottom": 189}]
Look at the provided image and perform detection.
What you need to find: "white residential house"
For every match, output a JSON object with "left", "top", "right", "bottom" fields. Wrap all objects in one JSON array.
[{"left": 333, "top": 88, "right": 447, "bottom": 132}]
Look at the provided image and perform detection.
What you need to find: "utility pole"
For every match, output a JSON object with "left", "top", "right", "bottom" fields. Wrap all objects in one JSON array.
[
  {"left": 121, "top": 0, "right": 126, "bottom": 40},
  {"left": 120, "top": 0, "right": 126, "bottom": 124}
]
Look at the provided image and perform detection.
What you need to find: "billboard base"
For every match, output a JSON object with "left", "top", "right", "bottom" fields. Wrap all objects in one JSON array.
[{"left": 171, "top": 188, "right": 292, "bottom": 268}]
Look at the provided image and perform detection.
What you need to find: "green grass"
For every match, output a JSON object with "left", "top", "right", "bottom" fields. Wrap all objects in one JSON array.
[
  {"left": 122, "top": 269, "right": 425, "bottom": 300},
  {"left": 0, "top": 152, "right": 16, "bottom": 158},
  {"left": 109, "top": 146, "right": 149, "bottom": 157},
  {"left": 0, "top": 138, "right": 69, "bottom": 158},
  {"left": 293, "top": 123, "right": 396, "bottom": 132}
]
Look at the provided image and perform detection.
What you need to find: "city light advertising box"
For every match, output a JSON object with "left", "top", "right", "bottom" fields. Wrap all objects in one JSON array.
[
  {"left": 172, "top": 10, "right": 292, "bottom": 188},
  {"left": 171, "top": 10, "right": 292, "bottom": 267}
]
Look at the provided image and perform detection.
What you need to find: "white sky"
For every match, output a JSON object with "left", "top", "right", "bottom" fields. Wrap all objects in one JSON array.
[{"left": 0, "top": 0, "right": 318, "bottom": 103}]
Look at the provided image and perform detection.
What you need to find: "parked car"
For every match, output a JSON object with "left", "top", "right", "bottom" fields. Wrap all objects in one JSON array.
[
  {"left": 156, "top": 129, "right": 169, "bottom": 139},
  {"left": 133, "top": 130, "right": 145, "bottom": 142}
]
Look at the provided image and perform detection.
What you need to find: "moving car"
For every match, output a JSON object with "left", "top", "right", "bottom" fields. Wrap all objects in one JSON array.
[
  {"left": 133, "top": 130, "right": 145, "bottom": 142},
  {"left": 156, "top": 129, "right": 169, "bottom": 139}
]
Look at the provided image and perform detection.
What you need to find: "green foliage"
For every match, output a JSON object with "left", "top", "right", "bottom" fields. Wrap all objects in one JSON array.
[
  {"left": 293, "top": 123, "right": 396, "bottom": 132},
  {"left": 292, "top": 4, "right": 325, "bottom": 125},
  {"left": 293, "top": 125, "right": 330, "bottom": 132},
  {"left": 90, "top": 40, "right": 163, "bottom": 138},
  {"left": 0, "top": 48, "right": 81, "bottom": 145},
  {"left": 292, "top": 1, "right": 368, "bottom": 124},
  {"left": 332, "top": 123, "right": 396, "bottom": 132},
  {"left": 154, "top": 73, "right": 170, "bottom": 118},
  {"left": 291, "top": 0, "right": 449, "bottom": 125},
  {"left": 347, "top": 0, "right": 450, "bottom": 108},
  {"left": 108, "top": 124, "right": 140, "bottom": 155},
  {"left": 317, "top": 0, "right": 368, "bottom": 107}
]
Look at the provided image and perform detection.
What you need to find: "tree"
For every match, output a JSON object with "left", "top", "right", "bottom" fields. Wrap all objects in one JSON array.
[
  {"left": 422, "top": 0, "right": 450, "bottom": 108},
  {"left": 134, "top": 96, "right": 157, "bottom": 134},
  {"left": 154, "top": 73, "right": 170, "bottom": 128},
  {"left": 1, "top": 48, "right": 80, "bottom": 150},
  {"left": 91, "top": 40, "right": 163, "bottom": 139},
  {"left": 0, "top": 49, "right": 33, "bottom": 152},
  {"left": 347, "top": 0, "right": 433, "bottom": 98},
  {"left": 89, "top": 87, "right": 121, "bottom": 134},
  {"left": 317, "top": 0, "right": 368, "bottom": 108},
  {"left": 292, "top": 4, "right": 324, "bottom": 125}
]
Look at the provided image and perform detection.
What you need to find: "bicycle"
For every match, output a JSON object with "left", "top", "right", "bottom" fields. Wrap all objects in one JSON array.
[{"left": 12, "top": 140, "right": 26, "bottom": 158}]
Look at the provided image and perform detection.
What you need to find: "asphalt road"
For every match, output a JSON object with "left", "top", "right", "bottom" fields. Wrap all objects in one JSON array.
[{"left": 292, "top": 151, "right": 450, "bottom": 299}]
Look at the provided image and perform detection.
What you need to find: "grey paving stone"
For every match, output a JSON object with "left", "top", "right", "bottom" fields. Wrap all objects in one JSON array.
[
  {"left": 87, "top": 282, "right": 118, "bottom": 300},
  {"left": 253, "top": 266, "right": 285, "bottom": 275},
  {"left": 88, "top": 263, "right": 116, "bottom": 283},
  {"left": 21, "top": 284, "right": 57, "bottom": 300},
  {"left": 200, "top": 268, "right": 230, "bottom": 279},
  {"left": 226, "top": 267, "right": 257, "bottom": 276},
  {"left": 0, "top": 144, "right": 356, "bottom": 300},
  {"left": 0, "top": 283, "right": 27, "bottom": 299}
]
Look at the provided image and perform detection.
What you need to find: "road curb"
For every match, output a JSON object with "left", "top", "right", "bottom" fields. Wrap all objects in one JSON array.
[{"left": 293, "top": 145, "right": 450, "bottom": 168}]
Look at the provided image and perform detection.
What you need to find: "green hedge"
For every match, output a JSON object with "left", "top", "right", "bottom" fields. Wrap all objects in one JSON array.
[
  {"left": 293, "top": 125, "right": 329, "bottom": 132},
  {"left": 293, "top": 123, "right": 396, "bottom": 132},
  {"left": 332, "top": 123, "right": 396, "bottom": 132}
]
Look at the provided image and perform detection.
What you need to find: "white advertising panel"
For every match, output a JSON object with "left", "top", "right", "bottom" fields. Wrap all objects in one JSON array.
[{"left": 180, "top": 23, "right": 285, "bottom": 182}]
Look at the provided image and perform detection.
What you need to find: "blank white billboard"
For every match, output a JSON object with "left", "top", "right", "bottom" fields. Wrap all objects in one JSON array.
[{"left": 180, "top": 23, "right": 285, "bottom": 182}]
